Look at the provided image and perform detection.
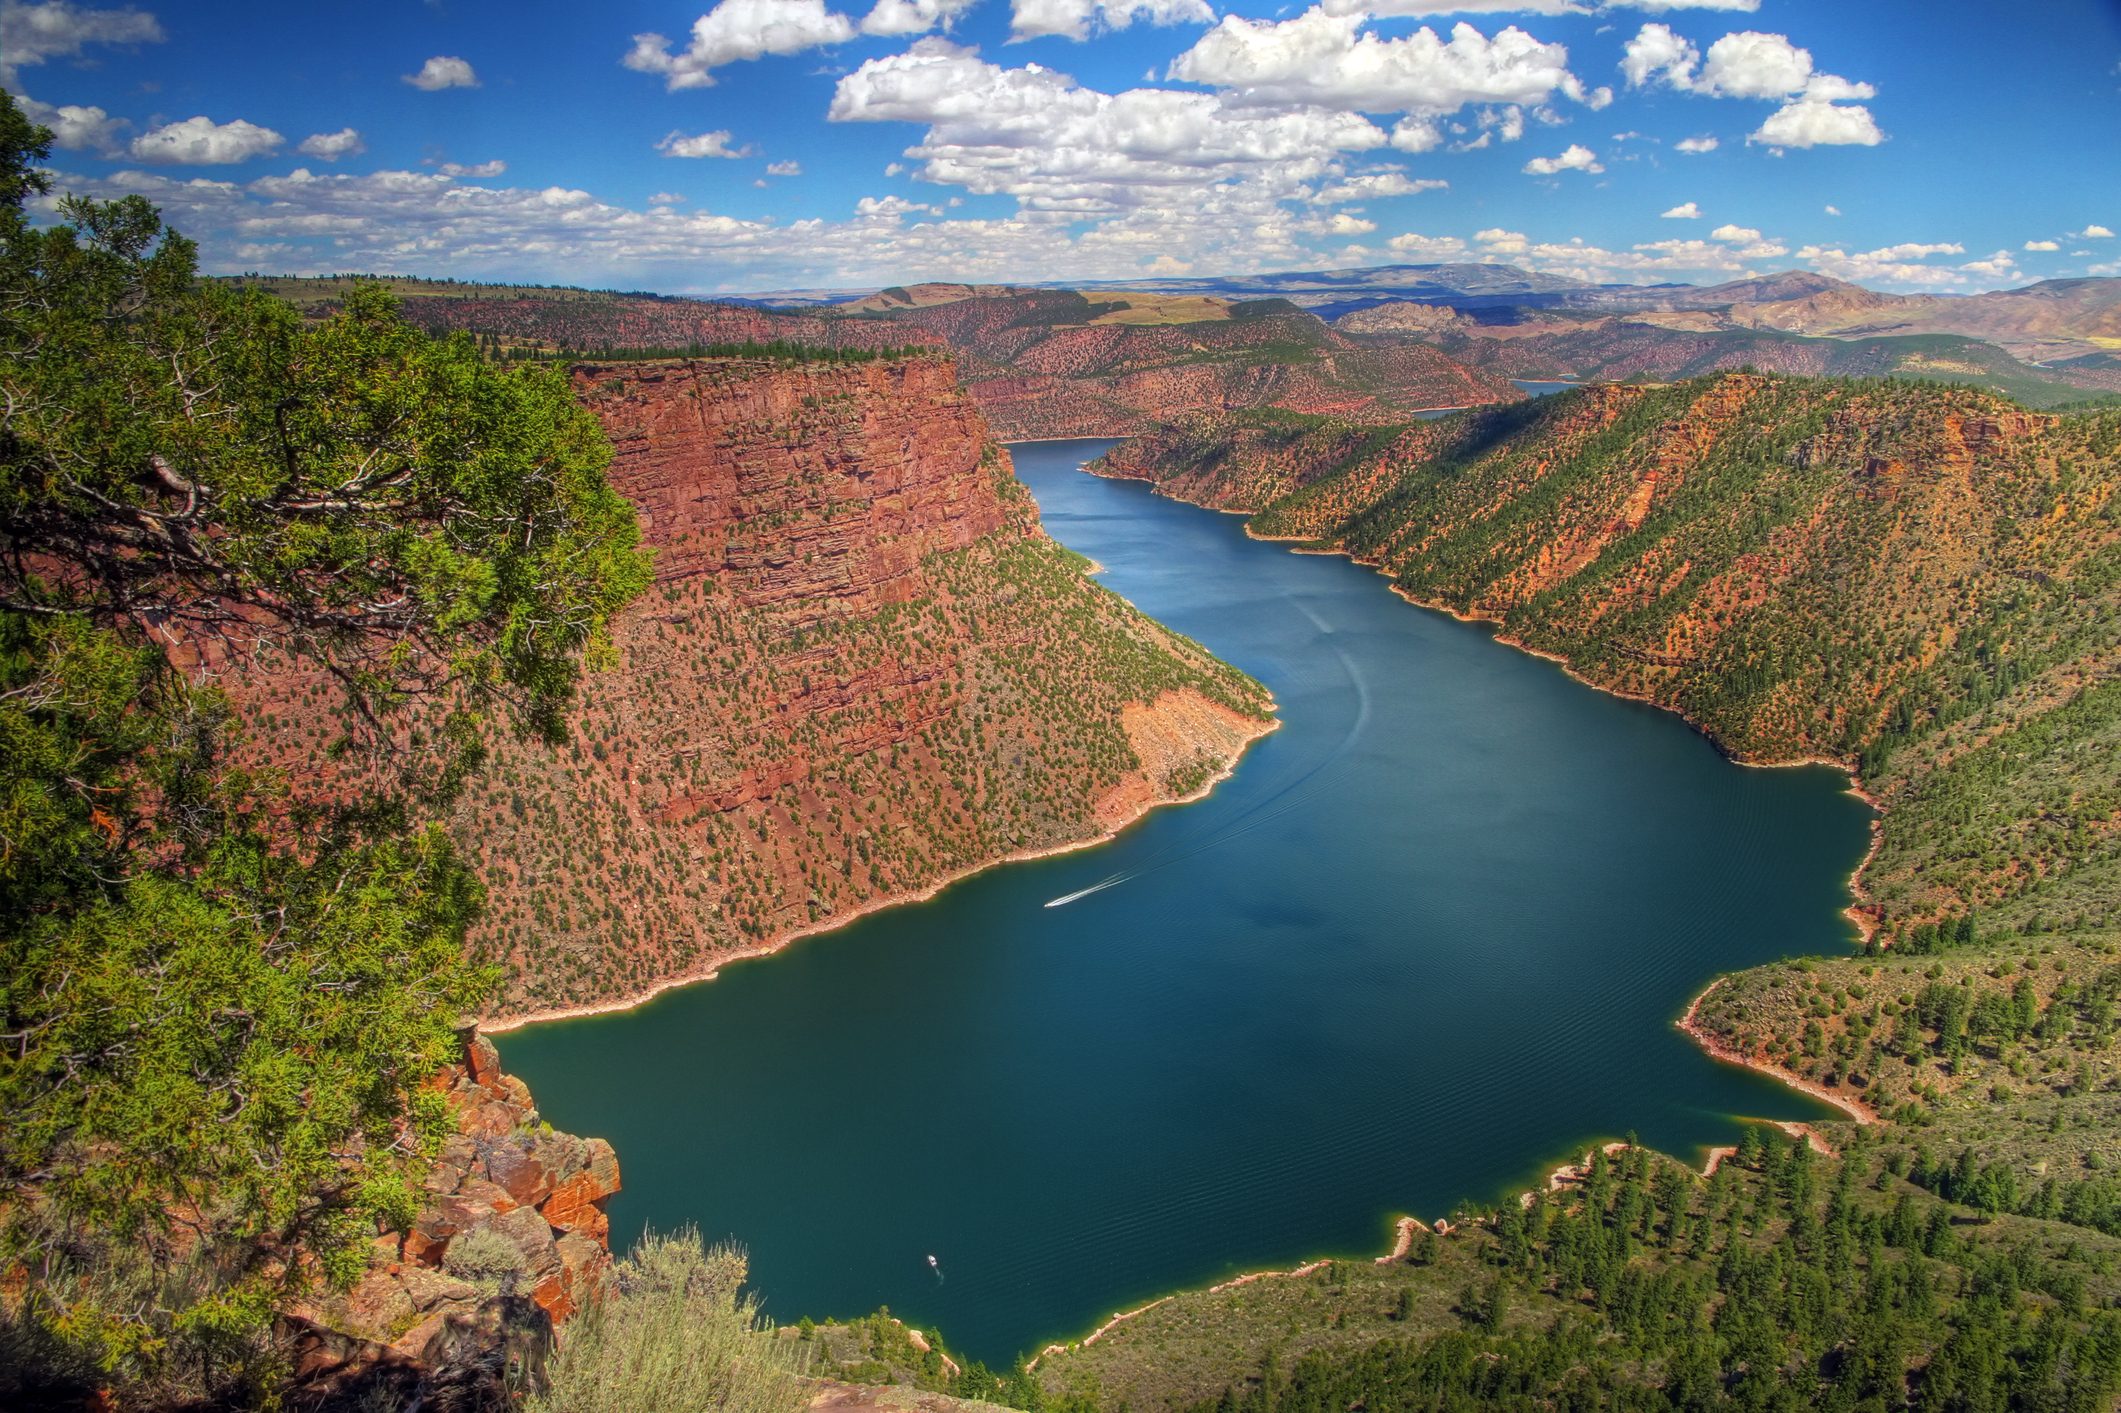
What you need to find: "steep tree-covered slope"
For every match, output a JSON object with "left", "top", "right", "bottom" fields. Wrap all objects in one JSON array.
[
  {"left": 1104, "top": 376, "right": 2121, "bottom": 946},
  {"left": 0, "top": 97, "right": 648, "bottom": 1405}
]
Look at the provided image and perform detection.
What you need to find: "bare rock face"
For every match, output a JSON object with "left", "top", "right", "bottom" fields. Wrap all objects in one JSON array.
[{"left": 570, "top": 357, "right": 1007, "bottom": 600}]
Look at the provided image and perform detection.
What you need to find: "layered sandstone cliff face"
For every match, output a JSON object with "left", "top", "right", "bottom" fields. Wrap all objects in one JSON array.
[{"left": 446, "top": 355, "right": 1271, "bottom": 1018}]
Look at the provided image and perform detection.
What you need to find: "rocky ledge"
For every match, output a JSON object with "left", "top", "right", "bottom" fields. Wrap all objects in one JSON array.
[{"left": 281, "top": 1033, "right": 619, "bottom": 1402}]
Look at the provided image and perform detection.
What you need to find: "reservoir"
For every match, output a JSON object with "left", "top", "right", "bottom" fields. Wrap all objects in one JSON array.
[{"left": 503, "top": 438, "right": 1873, "bottom": 1366}]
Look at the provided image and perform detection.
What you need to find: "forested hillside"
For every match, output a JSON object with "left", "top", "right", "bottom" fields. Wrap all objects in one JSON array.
[{"left": 1105, "top": 376, "right": 2121, "bottom": 945}]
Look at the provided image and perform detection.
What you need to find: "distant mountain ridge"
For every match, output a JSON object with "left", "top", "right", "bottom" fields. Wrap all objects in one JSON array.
[
  {"left": 219, "top": 265, "right": 2121, "bottom": 417},
  {"left": 843, "top": 286, "right": 1520, "bottom": 438},
  {"left": 725, "top": 262, "right": 2121, "bottom": 359}
]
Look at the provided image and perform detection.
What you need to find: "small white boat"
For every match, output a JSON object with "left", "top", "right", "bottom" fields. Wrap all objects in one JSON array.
[{"left": 926, "top": 1254, "right": 939, "bottom": 1268}]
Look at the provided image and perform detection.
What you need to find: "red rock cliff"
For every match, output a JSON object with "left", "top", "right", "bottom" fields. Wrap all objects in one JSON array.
[
  {"left": 443, "top": 355, "right": 1272, "bottom": 1020},
  {"left": 573, "top": 357, "right": 1006, "bottom": 603},
  {"left": 218, "top": 352, "right": 1271, "bottom": 1021}
]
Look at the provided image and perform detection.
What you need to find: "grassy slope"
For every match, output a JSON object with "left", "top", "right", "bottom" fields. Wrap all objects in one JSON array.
[{"left": 1025, "top": 374, "right": 2121, "bottom": 1410}]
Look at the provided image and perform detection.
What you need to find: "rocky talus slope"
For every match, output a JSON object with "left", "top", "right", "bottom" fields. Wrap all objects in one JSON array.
[{"left": 409, "top": 355, "right": 1272, "bottom": 1018}]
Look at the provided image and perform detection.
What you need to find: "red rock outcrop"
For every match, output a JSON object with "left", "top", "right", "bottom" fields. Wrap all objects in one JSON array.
[
  {"left": 286, "top": 1033, "right": 619, "bottom": 1398},
  {"left": 217, "top": 352, "right": 1272, "bottom": 1020}
]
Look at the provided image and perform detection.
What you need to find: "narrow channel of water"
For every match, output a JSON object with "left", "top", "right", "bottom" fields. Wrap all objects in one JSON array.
[{"left": 503, "top": 438, "right": 1872, "bottom": 1365}]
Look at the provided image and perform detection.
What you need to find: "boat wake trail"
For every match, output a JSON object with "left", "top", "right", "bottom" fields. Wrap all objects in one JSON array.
[
  {"left": 1045, "top": 874, "right": 1130, "bottom": 908},
  {"left": 1040, "top": 614, "right": 1374, "bottom": 911}
]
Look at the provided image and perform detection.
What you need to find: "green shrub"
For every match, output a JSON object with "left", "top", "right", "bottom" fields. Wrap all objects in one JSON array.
[{"left": 530, "top": 1228, "right": 806, "bottom": 1413}]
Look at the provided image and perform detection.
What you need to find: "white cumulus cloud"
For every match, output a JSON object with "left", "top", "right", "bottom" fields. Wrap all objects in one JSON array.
[
  {"left": 1522, "top": 142, "right": 1600, "bottom": 175},
  {"left": 403, "top": 55, "right": 479, "bottom": 90},
  {"left": 297, "top": 128, "right": 366, "bottom": 162},
  {"left": 1170, "top": 12, "right": 1585, "bottom": 116},
  {"left": 1706, "top": 221, "right": 1784, "bottom": 258},
  {"left": 1752, "top": 96, "right": 1882, "bottom": 149},
  {"left": 2023, "top": 239, "right": 2059, "bottom": 252},
  {"left": 1296, "top": 211, "right": 1378, "bottom": 236},
  {"left": 1011, "top": 0, "right": 1214, "bottom": 43},
  {"left": 0, "top": 0, "right": 162, "bottom": 84},
  {"left": 436, "top": 159, "right": 506, "bottom": 177},
  {"left": 658, "top": 130, "right": 756, "bottom": 159},
  {"left": 830, "top": 37, "right": 1386, "bottom": 218},
  {"left": 130, "top": 115, "right": 283, "bottom": 165},
  {"left": 2078, "top": 224, "right": 2115, "bottom": 239},
  {"left": 1661, "top": 201, "right": 1699, "bottom": 218},
  {"left": 1623, "top": 23, "right": 1883, "bottom": 149},
  {"left": 1314, "top": 170, "right": 1447, "bottom": 201},
  {"left": 1797, "top": 242, "right": 1966, "bottom": 286},
  {"left": 1673, "top": 134, "right": 1717, "bottom": 153},
  {"left": 624, "top": 0, "right": 854, "bottom": 90},
  {"left": 1385, "top": 231, "right": 1470, "bottom": 258},
  {"left": 861, "top": 0, "right": 978, "bottom": 36},
  {"left": 766, "top": 159, "right": 804, "bottom": 176},
  {"left": 17, "top": 94, "right": 127, "bottom": 154},
  {"left": 1390, "top": 117, "right": 1443, "bottom": 151}
]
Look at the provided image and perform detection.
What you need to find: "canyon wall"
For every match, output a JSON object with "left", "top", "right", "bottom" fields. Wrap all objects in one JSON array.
[{"left": 445, "top": 355, "right": 1272, "bottom": 1019}]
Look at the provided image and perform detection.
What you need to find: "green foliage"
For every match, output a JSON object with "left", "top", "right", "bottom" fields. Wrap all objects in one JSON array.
[
  {"left": 1122, "top": 1138, "right": 2121, "bottom": 1413},
  {"left": 1, "top": 144, "right": 649, "bottom": 740},
  {"left": 530, "top": 1229, "right": 808, "bottom": 1413},
  {"left": 0, "top": 91, "right": 649, "bottom": 1399}
]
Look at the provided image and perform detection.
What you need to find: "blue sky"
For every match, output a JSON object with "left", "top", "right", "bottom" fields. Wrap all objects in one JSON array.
[{"left": 5, "top": 0, "right": 2118, "bottom": 293}]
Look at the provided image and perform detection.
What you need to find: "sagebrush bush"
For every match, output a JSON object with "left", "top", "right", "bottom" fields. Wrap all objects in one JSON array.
[{"left": 529, "top": 1227, "right": 807, "bottom": 1413}]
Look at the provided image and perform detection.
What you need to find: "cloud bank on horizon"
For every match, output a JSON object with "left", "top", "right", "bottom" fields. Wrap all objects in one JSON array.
[{"left": 3, "top": 0, "right": 2116, "bottom": 294}]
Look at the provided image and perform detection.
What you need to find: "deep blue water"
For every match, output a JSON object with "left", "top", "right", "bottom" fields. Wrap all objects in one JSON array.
[{"left": 503, "top": 440, "right": 1872, "bottom": 1366}]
